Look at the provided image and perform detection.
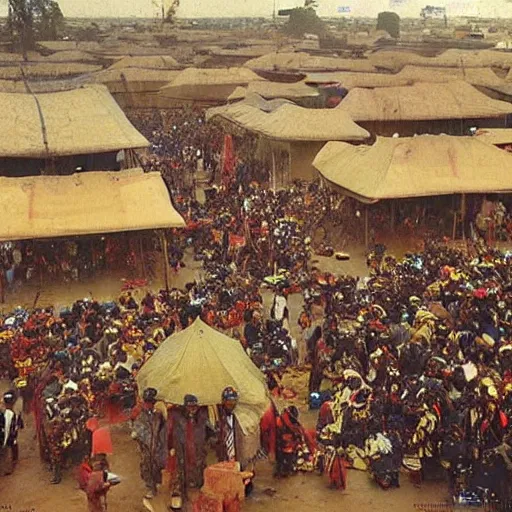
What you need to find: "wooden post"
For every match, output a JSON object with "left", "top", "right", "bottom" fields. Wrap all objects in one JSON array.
[
  {"left": 0, "top": 271, "right": 4, "bottom": 304},
  {"left": 461, "top": 193, "right": 466, "bottom": 241},
  {"left": 452, "top": 211, "right": 457, "bottom": 240},
  {"left": 288, "top": 143, "right": 292, "bottom": 186},
  {"left": 364, "top": 206, "right": 369, "bottom": 248},
  {"left": 161, "top": 231, "right": 170, "bottom": 291},
  {"left": 139, "top": 236, "right": 146, "bottom": 280},
  {"left": 271, "top": 148, "right": 277, "bottom": 190}
]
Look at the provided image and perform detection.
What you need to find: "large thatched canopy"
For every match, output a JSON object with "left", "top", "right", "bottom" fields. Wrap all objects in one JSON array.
[
  {"left": 0, "top": 169, "right": 185, "bottom": 241},
  {"left": 159, "top": 67, "right": 264, "bottom": 102},
  {"left": 244, "top": 52, "right": 377, "bottom": 73},
  {"left": 108, "top": 55, "right": 181, "bottom": 70},
  {"left": 207, "top": 102, "right": 369, "bottom": 142},
  {"left": 337, "top": 81, "right": 512, "bottom": 122},
  {"left": 228, "top": 80, "right": 319, "bottom": 102},
  {"left": 314, "top": 135, "right": 512, "bottom": 203},
  {"left": 0, "top": 84, "right": 149, "bottom": 158}
]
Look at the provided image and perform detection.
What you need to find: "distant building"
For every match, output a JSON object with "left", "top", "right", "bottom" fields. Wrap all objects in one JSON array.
[{"left": 421, "top": 5, "right": 446, "bottom": 19}]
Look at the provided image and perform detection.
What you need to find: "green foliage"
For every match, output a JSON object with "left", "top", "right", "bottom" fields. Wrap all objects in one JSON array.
[
  {"left": 376, "top": 11, "right": 400, "bottom": 39},
  {"left": 76, "top": 23, "right": 101, "bottom": 42},
  {"left": 33, "top": 0, "right": 64, "bottom": 40},
  {"left": 165, "top": 0, "right": 180, "bottom": 24},
  {"left": 8, "top": 0, "right": 65, "bottom": 56},
  {"left": 283, "top": 1, "right": 325, "bottom": 38}
]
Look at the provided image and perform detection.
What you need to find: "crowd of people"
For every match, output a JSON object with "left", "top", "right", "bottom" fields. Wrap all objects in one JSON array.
[
  {"left": 298, "top": 241, "right": 512, "bottom": 506},
  {"left": 3, "top": 231, "right": 512, "bottom": 507},
  {"left": 127, "top": 107, "right": 223, "bottom": 192},
  {"left": 3, "top": 103, "right": 512, "bottom": 511}
]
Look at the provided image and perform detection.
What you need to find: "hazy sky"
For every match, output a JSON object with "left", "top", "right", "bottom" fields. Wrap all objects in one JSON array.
[{"left": 2, "top": 0, "right": 512, "bottom": 19}]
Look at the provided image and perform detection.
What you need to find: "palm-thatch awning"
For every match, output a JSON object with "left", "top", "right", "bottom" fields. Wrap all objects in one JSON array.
[
  {"left": 0, "top": 84, "right": 149, "bottom": 158},
  {"left": 0, "top": 169, "right": 184, "bottom": 241},
  {"left": 337, "top": 81, "right": 512, "bottom": 122},
  {"left": 313, "top": 135, "right": 512, "bottom": 203}
]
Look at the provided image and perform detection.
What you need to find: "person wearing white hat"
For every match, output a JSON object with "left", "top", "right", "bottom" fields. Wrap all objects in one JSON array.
[{"left": 0, "top": 390, "right": 24, "bottom": 476}]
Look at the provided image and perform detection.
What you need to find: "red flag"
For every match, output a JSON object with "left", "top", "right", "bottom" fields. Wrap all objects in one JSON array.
[
  {"left": 222, "top": 134, "right": 235, "bottom": 188},
  {"left": 228, "top": 234, "right": 246, "bottom": 248}
]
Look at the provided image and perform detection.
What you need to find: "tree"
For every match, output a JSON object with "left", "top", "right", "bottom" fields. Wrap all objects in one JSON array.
[
  {"left": 165, "top": 0, "right": 180, "bottom": 24},
  {"left": 377, "top": 11, "right": 400, "bottom": 39},
  {"left": 8, "top": 0, "right": 34, "bottom": 58},
  {"left": 151, "top": 0, "right": 180, "bottom": 24},
  {"left": 7, "top": 0, "right": 64, "bottom": 58},
  {"left": 34, "top": 0, "right": 64, "bottom": 40},
  {"left": 284, "top": 0, "right": 325, "bottom": 38}
]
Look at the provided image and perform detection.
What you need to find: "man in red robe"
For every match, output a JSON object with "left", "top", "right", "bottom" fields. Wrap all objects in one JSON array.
[
  {"left": 168, "top": 394, "right": 212, "bottom": 501},
  {"left": 85, "top": 460, "right": 113, "bottom": 512}
]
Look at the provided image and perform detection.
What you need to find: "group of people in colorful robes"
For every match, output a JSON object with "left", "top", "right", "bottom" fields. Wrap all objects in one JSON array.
[{"left": 131, "top": 386, "right": 256, "bottom": 505}]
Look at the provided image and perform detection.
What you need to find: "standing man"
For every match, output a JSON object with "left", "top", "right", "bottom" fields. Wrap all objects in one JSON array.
[
  {"left": 168, "top": 394, "right": 211, "bottom": 501},
  {"left": 215, "top": 387, "right": 255, "bottom": 495},
  {"left": 0, "top": 390, "right": 24, "bottom": 476},
  {"left": 131, "top": 387, "right": 167, "bottom": 499},
  {"left": 216, "top": 387, "right": 243, "bottom": 464},
  {"left": 271, "top": 286, "right": 290, "bottom": 333}
]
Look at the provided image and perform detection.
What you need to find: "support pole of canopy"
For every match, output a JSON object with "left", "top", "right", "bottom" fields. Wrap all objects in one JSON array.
[
  {"left": 390, "top": 201, "right": 395, "bottom": 232},
  {"left": 461, "top": 193, "right": 466, "bottom": 241},
  {"left": 271, "top": 148, "right": 277, "bottom": 190},
  {"left": 161, "top": 231, "right": 170, "bottom": 292},
  {"left": 288, "top": 142, "right": 292, "bottom": 186},
  {"left": 139, "top": 235, "right": 146, "bottom": 280},
  {"left": 364, "top": 206, "right": 369, "bottom": 248},
  {"left": 452, "top": 210, "right": 457, "bottom": 241}
]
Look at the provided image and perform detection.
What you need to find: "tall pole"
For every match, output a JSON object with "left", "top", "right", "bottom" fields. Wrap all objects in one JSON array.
[
  {"left": 364, "top": 206, "right": 369, "bottom": 248},
  {"left": 161, "top": 231, "right": 170, "bottom": 291}
]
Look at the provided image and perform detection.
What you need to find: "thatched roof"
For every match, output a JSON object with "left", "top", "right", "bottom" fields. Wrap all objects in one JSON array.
[
  {"left": 92, "top": 68, "right": 180, "bottom": 93},
  {"left": 337, "top": 81, "right": 512, "bottom": 121},
  {"left": 207, "top": 102, "right": 370, "bottom": 142},
  {"left": 0, "top": 63, "right": 102, "bottom": 80},
  {"left": 244, "top": 52, "right": 377, "bottom": 73},
  {"left": 210, "top": 46, "right": 276, "bottom": 58},
  {"left": 474, "top": 128, "right": 512, "bottom": 146},
  {"left": 306, "top": 67, "right": 507, "bottom": 90},
  {"left": 209, "top": 92, "right": 294, "bottom": 116},
  {"left": 228, "top": 80, "right": 319, "bottom": 101},
  {"left": 159, "top": 67, "right": 264, "bottom": 102},
  {"left": 108, "top": 55, "right": 180, "bottom": 70},
  {"left": 0, "top": 169, "right": 185, "bottom": 241},
  {"left": 0, "top": 52, "right": 40, "bottom": 62},
  {"left": 370, "top": 49, "right": 512, "bottom": 72},
  {"left": 0, "top": 76, "right": 92, "bottom": 93},
  {"left": 0, "top": 84, "right": 148, "bottom": 158},
  {"left": 38, "top": 41, "right": 102, "bottom": 52},
  {"left": 306, "top": 71, "right": 408, "bottom": 89},
  {"left": 314, "top": 135, "right": 512, "bottom": 202},
  {"left": 42, "top": 50, "right": 100, "bottom": 63}
]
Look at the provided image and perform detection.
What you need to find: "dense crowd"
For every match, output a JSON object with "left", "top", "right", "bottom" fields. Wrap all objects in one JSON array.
[
  {"left": 4, "top": 105, "right": 512, "bottom": 510},
  {"left": 300, "top": 241, "right": 512, "bottom": 505},
  {"left": 127, "top": 107, "right": 223, "bottom": 191}
]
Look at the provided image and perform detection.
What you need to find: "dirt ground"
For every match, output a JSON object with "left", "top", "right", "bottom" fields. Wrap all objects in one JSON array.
[{"left": 0, "top": 245, "right": 453, "bottom": 512}]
